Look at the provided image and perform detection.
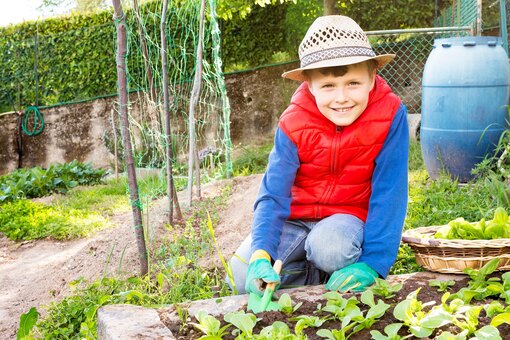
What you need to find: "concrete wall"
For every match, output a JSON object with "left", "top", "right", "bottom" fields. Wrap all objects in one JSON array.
[{"left": 0, "top": 62, "right": 419, "bottom": 175}]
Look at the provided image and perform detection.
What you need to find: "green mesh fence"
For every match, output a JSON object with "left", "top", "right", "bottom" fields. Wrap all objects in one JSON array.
[
  {"left": 2, "top": 0, "right": 233, "bottom": 185},
  {"left": 111, "top": 0, "right": 232, "bottom": 180},
  {"left": 434, "top": 0, "right": 478, "bottom": 27},
  {"left": 367, "top": 27, "right": 472, "bottom": 115}
]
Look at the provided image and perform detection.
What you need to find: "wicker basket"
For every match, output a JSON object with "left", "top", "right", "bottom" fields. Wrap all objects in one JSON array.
[{"left": 401, "top": 226, "right": 510, "bottom": 274}]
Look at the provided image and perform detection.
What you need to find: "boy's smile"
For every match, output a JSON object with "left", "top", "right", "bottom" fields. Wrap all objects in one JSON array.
[{"left": 307, "top": 62, "right": 376, "bottom": 127}]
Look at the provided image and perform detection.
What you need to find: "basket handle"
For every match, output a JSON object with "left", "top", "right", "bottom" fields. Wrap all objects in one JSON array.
[{"left": 401, "top": 235, "right": 440, "bottom": 247}]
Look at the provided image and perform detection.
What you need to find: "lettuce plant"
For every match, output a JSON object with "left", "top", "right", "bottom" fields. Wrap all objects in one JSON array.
[
  {"left": 277, "top": 293, "right": 303, "bottom": 314},
  {"left": 224, "top": 310, "right": 258, "bottom": 339},
  {"left": 369, "top": 278, "right": 403, "bottom": 298},
  {"left": 370, "top": 323, "right": 412, "bottom": 340},
  {"left": 189, "top": 310, "right": 230, "bottom": 339}
]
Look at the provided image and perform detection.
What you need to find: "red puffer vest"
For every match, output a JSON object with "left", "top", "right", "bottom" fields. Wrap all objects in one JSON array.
[{"left": 278, "top": 75, "right": 401, "bottom": 222}]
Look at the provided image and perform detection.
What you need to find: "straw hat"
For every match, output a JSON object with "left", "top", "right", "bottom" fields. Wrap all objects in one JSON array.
[{"left": 282, "top": 15, "right": 395, "bottom": 82}]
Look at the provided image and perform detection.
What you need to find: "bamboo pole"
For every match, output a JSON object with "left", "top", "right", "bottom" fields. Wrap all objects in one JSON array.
[
  {"left": 112, "top": 0, "right": 148, "bottom": 276},
  {"left": 187, "top": 0, "right": 206, "bottom": 206},
  {"left": 110, "top": 109, "right": 119, "bottom": 179},
  {"left": 161, "top": 0, "right": 182, "bottom": 223}
]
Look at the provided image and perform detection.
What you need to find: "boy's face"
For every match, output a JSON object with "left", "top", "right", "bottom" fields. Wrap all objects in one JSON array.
[{"left": 307, "top": 62, "right": 376, "bottom": 127}]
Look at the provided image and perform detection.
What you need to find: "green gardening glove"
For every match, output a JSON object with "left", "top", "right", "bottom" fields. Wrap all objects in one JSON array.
[
  {"left": 325, "top": 262, "right": 378, "bottom": 292},
  {"left": 245, "top": 250, "right": 281, "bottom": 296}
]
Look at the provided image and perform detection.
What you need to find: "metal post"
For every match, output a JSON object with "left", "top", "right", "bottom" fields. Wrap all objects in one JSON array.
[
  {"left": 476, "top": 0, "right": 482, "bottom": 36},
  {"left": 500, "top": 0, "right": 509, "bottom": 55}
]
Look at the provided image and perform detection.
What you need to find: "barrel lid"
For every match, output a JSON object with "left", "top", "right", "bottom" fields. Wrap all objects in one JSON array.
[{"left": 434, "top": 36, "right": 502, "bottom": 48}]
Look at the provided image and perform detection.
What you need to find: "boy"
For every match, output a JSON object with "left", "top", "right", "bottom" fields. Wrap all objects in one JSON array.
[{"left": 229, "top": 15, "right": 408, "bottom": 296}]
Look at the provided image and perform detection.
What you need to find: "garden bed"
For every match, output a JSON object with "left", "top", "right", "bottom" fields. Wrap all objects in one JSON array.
[{"left": 98, "top": 269, "right": 510, "bottom": 339}]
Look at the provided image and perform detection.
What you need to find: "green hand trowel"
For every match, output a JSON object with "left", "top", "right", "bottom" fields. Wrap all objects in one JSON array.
[{"left": 247, "top": 260, "right": 283, "bottom": 313}]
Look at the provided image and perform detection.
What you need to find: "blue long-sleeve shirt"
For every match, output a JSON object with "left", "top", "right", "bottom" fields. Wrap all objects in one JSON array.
[{"left": 251, "top": 103, "right": 409, "bottom": 278}]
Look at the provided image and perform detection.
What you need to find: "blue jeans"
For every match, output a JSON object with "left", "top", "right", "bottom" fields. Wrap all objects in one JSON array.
[{"left": 228, "top": 213, "right": 364, "bottom": 294}]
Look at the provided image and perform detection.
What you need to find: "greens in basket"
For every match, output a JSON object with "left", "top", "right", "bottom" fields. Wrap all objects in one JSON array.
[{"left": 434, "top": 207, "right": 510, "bottom": 240}]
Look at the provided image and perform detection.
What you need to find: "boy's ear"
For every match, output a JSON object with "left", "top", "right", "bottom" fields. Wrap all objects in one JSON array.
[{"left": 369, "top": 70, "right": 377, "bottom": 90}]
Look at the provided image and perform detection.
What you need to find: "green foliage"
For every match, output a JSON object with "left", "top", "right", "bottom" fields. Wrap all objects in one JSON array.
[
  {"left": 433, "top": 207, "right": 510, "bottom": 240},
  {"left": 232, "top": 142, "right": 273, "bottom": 176},
  {"left": 428, "top": 279, "right": 456, "bottom": 293},
  {"left": 369, "top": 278, "right": 403, "bottom": 299},
  {"left": 0, "top": 161, "right": 107, "bottom": 203},
  {"left": 17, "top": 307, "right": 39, "bottom": 340},
  {"left": 337, "top": 0, "right": 436, "bottom": 30},
  {"left": 189, "top": 310, "right": 231, "bottom": 339},
  {"left": 0, "top": 199, "right": 108, "bottom": 241}
]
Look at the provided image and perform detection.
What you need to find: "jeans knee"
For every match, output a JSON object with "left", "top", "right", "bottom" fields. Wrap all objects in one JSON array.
[{"left": 304, "top": 215, "right": 363, "bottom": 274}]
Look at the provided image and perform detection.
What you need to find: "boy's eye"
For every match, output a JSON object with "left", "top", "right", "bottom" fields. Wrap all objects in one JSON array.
[
  {"left": 349, "top": 81, "right": 360, "bottom": 86},
  {"left": 321, "top": 84, "right": 333, "bottom": 88}
]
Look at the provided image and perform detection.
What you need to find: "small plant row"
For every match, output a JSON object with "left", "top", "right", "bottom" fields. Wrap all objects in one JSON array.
[
  {"left": 189, "top": 258, "right": 510, "bottom": 340},
  {"left": 433, "top": 207, "right": 510, "bottom": 240},
  {"left": 0, "top": 160, "right": 107, "bottom": 203}
]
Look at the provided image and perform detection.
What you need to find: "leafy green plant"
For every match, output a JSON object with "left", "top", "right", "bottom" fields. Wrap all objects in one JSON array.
[
  {"left": 189, "top": 310, "right": 230, "bottom": 339},
  {"left": 277, "top": 293, "right": 302, "bottom": 314},
  {"left": 320, "top": 291, "right": 361, "bottom": 322},
  {"left": 17, "top": 307, "right": 39, "bottom": 340},
  {"left": 484, "top": 301, "right": 506, "bottom": 318},
  {"left": 393, "top": 288, "right": 448, "bottom": 338},
  {"left": 369, "top": 278, "right": 403, "bottom": 298},
  {"left": 223, "top": 311, "right": 258, "bottom": 339},
  {"left": 258, "top": 321, "right": 303, "bottom": 340},
  {"left": 433, "top": 207, "right": 510, "bottom": 240},
  {"left": 354, "top": 290, "right": 391, "bottom": 332},
  {"left": 290, "top": 315, "right": 325, "bottom": 336},
  {"left": 428, "top": 279, "right": 456, "bottom": 292},
  {"left": 0, "top": 161, "right": 107, "bottom": 203},
  {"left": 370, "top": 323, "right": 411, "bottom": 340}
]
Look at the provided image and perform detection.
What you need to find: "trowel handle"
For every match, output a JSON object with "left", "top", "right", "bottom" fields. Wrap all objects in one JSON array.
[{"left": 267, "top": 259, "right": 283, "bottom": 290}]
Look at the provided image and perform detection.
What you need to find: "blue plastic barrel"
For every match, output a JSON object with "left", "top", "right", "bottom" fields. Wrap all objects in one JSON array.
[{"left": 421, "top": 36, "right": 510, "bottom": 182}]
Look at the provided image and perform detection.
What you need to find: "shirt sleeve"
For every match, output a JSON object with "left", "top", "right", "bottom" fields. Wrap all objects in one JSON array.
[
  {"left": 251, "top": 127, "right": 300, "bottom": 259},
  {"left": 358, "top": 103, "right": 409, "bottom": 277}
]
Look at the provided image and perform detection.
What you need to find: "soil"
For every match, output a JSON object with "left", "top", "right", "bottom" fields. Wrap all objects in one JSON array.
[
  {"left": 173, "top": 275, "right": 510, "bottom": 339},
  {"left": 0, "top": 174, "right": 261, "bottom": 340}
]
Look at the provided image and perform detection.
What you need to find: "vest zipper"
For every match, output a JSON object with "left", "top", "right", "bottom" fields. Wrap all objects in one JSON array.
[{"left": 332, "top": 125, "right": 342, "bottom": 174}]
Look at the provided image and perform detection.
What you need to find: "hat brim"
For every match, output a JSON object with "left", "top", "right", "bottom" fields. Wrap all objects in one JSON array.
[{"left": 281, "top": 54, "right": 395, "bottom": 82}]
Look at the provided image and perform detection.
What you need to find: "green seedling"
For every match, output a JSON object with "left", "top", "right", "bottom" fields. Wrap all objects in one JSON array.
[
  {"left": 369, "top": 278, "right": 403, "bottom": 298},
  {"left": 189, "top": 310, "right": 230, "bottom": 339},
  {"left": 316, "top": 318, "right": 358, "bottom": 340},
  {"left": 370, "top": 323, "right": 412, "bottom": 340},
  {"left": 258, "top": 321, "right": 304, "bottom": 340},
  {"left": 224, "top": 310, "right": 258, "bottom": 339},
  {"left": 452, "top": 305, "right": 483, "bottom": 335},
  {"left": 352, "top": 290, "right": 390, "bottom": 332},
  {"left": 437, "top": 292, "right": 468, "bottom": 315},
  {"left": 320, "top": 291, "right": 361, "bottom": 323},
  {"left": 491, "top": 312, "right": 510, "bottom": 327},
  {"left": 290, "top": 315, "right": 325, "bottom": 336},
  {"left": 393, "top": 288, "right": 446, "bottom": 338},
  {"left": 428, "top": 279, "right": 456, "bottom": 292},
  {"left": 278, "top": 293, "right": 303, "bottom": 314},
  {"left": 484, "top": 301, "right": 506, "bottom": 318}
]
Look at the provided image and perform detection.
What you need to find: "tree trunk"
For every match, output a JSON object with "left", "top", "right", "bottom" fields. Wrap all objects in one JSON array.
[
  {"left": 186, "top": 0, "right": 206, "bottom": 207},
  {"left": 160, "top": 0, "right": 182, "bottom": 223},
  {"left": 324, "top": 0, "right": 339, "bottom": 15},
  {"left": 112, "top": 0, "right": 148, "bottom": 276}
]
